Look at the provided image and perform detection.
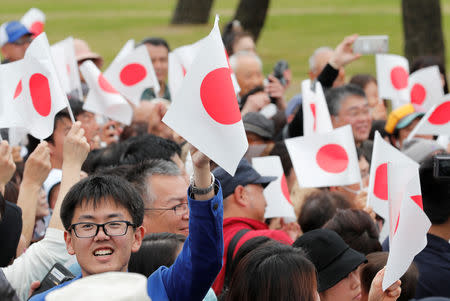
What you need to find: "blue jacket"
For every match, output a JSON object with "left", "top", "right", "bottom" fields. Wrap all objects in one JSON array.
[{"left": 30, "top": 183, "right": 224, "bottom": 301}]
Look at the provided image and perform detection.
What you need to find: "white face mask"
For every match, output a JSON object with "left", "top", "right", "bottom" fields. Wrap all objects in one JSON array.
[{"left": 341, "top": 185, "right": 368, "bottom": 195}]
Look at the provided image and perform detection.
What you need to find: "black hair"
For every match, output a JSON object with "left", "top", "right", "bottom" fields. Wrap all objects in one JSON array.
[
  {"left": 119, "top": 121, "right": 149, "bottom": 142},
  {"left": 68, "top": 97, "right": 85, "bottom": 119},
  {"left": 269, "top": 141, "right": 293, "bottom": 177},
  {"left": 81, "top": 142, "right": 128, "bottom": 174},
  {"left": 349, "top": 74, "right": 377, "bottom": 90},
  {"left": 361, "top": 252, "right": 418, "bottom": 301},
  {"left": 369, "top": 120, "right": 388, "bottom": 141},
  {"left": 128, "top": 232, "right": 186, "bottom": 277},
  {"left": 119, "top": 134, "right": 181, "bottom": 165},
  {"left": 224, "top": 242, "right": 317, "bottom": 301},
  {"left": 298, "top": 190, "right": 351, "bottom": 233},
  {"left": 0, "top": 194, "right": 5, "bottom": 222},
  {"left": 138, "top": 37, "right": 170, "bottom": 52},
  {"left": 419, "top": 155, "right": 450, "bottom": 224},
  {"left": 60, "top": 174, "right": 144, "bottom": 230},
  {"left": 323, "top": 209, "right": 382, "bottom": 255}
]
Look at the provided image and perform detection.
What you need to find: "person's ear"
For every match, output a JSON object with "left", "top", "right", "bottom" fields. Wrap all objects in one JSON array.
[
  {"left": 131, "top": 226, "right": 144, "bottom": 253},
  {"left": 64, "top": 230, "right": 75, "bottom": 255},
  {"left": 233, "top": 185, "right": 248, "bottom": 207},
  {"left": 331, "top": 115, "right": 339, "bottom": 128}
]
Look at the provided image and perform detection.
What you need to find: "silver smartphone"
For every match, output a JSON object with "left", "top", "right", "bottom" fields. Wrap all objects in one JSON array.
[{"left": 353, "top": 35, "right": 389, "bottom": 55}]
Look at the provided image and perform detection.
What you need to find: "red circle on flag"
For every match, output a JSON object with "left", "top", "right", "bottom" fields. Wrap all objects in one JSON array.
[
  {"left": 98, "top": 74, "right": 119, "bottom": 94},
  {"left": 119, "top": 63, "right": 147, "bottom": 86},
  {"left": 410, "top": 83, "right": 426, "bottom": 105},
  {"left": 281, "top": 174, "right": 292, "bottom": 205},
  {"left": 411, "top": 195, "right": 423, "bottom": 210},
  {"left": 315, "top": 144, "right": 349, "bottom": 173},
  {"left": 29, "top": 73, "right": 51, "bottom": 117},
  {"left": 30, "top": 21, "right": 44, "bottom": 36},
  {"left": 14, "top": 80, "right": 22, "bottom": 99},
  {"left": 200, "top": 67, "right": 241, "bottom": 125},
  {"left": 373, "top": 163, "right": 388, "bottom": 200},
  {"left": 428, "top": 101, "right": 450, "bottom": 125},
  {"left": 390, "top": 66, "right": 408, "bottom": 90}
]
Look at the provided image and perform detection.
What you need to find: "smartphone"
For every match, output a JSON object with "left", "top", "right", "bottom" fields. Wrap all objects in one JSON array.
[
  {"left": 433, "top": 155, "right": 450, "bottom": 179},
  {"left": 353, "top": 35, "right": 389, "bottom": 55},
  {"left": 29, "top": 263, "right": 75, "bottom": 298}
]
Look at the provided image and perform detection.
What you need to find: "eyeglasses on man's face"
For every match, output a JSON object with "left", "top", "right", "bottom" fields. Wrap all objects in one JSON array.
[
  {"left": 69, "top": 220, "right": 136, "bottom": 238},
  {"left": 144, "top": 203, "right": 188, "bottom": 216}
]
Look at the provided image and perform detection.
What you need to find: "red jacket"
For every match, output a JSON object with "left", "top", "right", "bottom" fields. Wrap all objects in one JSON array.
[{"left": 212, "top": 217, "right": 293, "bottom": 295}]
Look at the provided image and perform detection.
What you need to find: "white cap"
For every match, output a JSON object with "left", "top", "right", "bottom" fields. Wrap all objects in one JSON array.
[{"left": 45, "top": 272, "right": 151, "bottom": 301}]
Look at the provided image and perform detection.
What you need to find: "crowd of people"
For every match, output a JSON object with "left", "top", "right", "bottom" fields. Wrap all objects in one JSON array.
[{"left": 0, "top": 15, "right": 449, "bottom": 301}]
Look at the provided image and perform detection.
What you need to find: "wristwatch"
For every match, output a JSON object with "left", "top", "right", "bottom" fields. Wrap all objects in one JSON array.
[{"left": 190, "top": 172, "right": 215, "bottom": 195}]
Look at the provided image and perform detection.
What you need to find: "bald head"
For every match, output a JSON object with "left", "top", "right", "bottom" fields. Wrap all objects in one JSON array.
[{"left": 230, "top": 51, "right": 264, "bottom": 96}]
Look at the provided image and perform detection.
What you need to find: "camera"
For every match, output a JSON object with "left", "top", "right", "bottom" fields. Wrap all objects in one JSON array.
[
  {"left": 433, "top": 155, "right": 450, "bottom": 179},
  {"left": 29, "top": 263, "right": 75, "bottom": 298},
  {"left": 273, "top": 60, "right": 289, "bottom": 87}
]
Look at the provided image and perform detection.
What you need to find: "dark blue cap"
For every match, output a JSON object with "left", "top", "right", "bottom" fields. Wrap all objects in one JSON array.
[
  {"left": 212, "top": 158, "right": 277, "bottom": 199},
  {"left": 0, "top": 21, "right": 31, "bottom": 46}
]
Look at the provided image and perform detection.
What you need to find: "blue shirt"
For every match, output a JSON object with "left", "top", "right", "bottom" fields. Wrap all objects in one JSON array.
[{"left": 30, "top": 183, "right": 224, "bottom": 301}]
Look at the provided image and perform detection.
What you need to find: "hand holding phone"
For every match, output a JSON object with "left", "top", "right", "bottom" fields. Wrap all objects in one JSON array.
[{"left": 353, "top": 35, "right": 389, "bottom": 55}]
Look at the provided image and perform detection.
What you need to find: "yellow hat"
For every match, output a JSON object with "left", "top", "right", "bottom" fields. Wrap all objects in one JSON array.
[{"left": 384, "top": 104, "right": 424, "bottom": 134}]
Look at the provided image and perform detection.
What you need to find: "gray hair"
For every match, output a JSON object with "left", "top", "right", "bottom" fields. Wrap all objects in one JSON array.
[
  {"left": 325, "top": 84, "right": 367, "bottom": 116},
  {"left": 229, "top": 50, "right": 263, "bottom": 72},
  {"left": 308, "top": 46, "right": 333, "bottom": 73},
  {"left": 125, "top": 159, "right": 181, "bottom": 206}
]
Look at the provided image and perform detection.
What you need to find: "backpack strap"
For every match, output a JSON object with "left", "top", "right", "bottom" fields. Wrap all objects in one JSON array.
[{"left": 224, "top": 229, "right": 251, "bottom": 289}]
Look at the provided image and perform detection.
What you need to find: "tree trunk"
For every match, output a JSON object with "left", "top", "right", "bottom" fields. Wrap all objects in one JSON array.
[
  {"left": 233, "top": 0, "right": 270, "bottom": 42},
  {"left": 171, "top": 0, "right": 214, "bottom": 24},
  {"left": 402, "top": 0, "right": 445, "bottom": 67}
]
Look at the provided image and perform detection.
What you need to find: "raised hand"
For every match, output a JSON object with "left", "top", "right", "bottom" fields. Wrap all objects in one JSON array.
[
  {"left": 329, "top": 34, "right": 362, "bottom": 69},
  {"left": 22, "top": 141, "right": 51, "bottom": 188},
  {"left": 0, "top": 140, "right": 16, "bottom": 192},
  {"left": 368, "top": 268, "right": 402, "bottom": 301}
]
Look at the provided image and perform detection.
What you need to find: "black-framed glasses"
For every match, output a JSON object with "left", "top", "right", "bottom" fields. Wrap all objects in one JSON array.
[
  {"left": 69, "top": 220, "right": 136, "bottom": 238},
  {"left": 144, "top": 203, "right": 188, "bottom": 216}
]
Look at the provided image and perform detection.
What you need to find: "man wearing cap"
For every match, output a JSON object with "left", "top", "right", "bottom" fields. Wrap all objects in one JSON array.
[
  {"left": 243, "top": 112, "right": 275, "bottom": 145},
  {"left": 385, "top": 103, "right": 431, "bottom": 149},
  {"left": 211, "top": 158, "right": 300, "bottom": 295},
  {"left": 0, "top": 21, "right": 33, "bottom": 63}
]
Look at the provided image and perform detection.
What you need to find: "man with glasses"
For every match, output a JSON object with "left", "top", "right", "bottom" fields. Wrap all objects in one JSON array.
[
  {"left": 0, "top": 21, "right": 33, "bottom": 63},
  {"left": 123, "top": 159, "right": 190, "bottom": 236},
  {"left": 326, "top": 83, "right": 373, "bottom": 161},
  {"left": 30, "top": 147, "right": 223, "bottom": 300}
]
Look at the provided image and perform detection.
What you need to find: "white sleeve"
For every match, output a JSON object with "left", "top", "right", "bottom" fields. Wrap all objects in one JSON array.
[{"left": 1, "top": 228, "right": 75, "bottom": 301}]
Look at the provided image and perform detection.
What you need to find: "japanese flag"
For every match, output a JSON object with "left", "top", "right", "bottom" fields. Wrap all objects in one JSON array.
[
  {"left": 302, "top": 79, "right": 333, "bottom": 136},
  {"left": 406, "top": 97, "right": 450, "bottom": 140},
  {"left": 367, "top": 131, "right": 418, "bottom": 219},
  {"left": 285, "top": 125, "right": 361, "bottom": 188},
  {"left": 104, "top": 41, "right": 159, "bottom": 106},
  {"left": 80, "top": 60, "right": 133, "bottom": 125},
  {"left": 51, "top": 37, "right": 83, "bottom": 99},
  {"left": 163, "top": 15, "right": 248, "bottom": 176},
  {"left": 382, "top": 164, "right": 431, "bottom": 291},
  {"left": 169, "top": 34, "right": 239, "bottom": 100},
  {"left": 408, "top": 66, "right": 444, "bottom": 112},
  {"left": 21, "top": 8, "right": 45, "bottom": 36},
  {"left": 376, "top": 54, "right": 409, "bottom": 108},
  {"left": 252, "top": 156, "right": 296, "bottom": 222}
]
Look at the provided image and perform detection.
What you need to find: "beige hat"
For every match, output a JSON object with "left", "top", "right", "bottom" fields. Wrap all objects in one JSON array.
[
  {"left": 45, "top": 272, "right": 151, "bottom": 301},
  {"left": 74, "top": 38, "right": 103, "bottom": 68}
]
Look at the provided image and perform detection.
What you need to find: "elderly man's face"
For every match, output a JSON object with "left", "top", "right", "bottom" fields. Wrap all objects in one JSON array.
[
  {"left": 145, "top": 44, "right": 168, "bottom": 84},
  {"left": 332, "top": 95, "right": 372, "bottom": 144},
  {"left": 234, "top": 56, "right": 264, "bottom": 96}
]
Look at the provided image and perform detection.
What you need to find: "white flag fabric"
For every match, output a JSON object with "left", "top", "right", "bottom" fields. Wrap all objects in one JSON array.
[
  {"left": 301, "top": 79, "right": 333, "bottom": 136},
  {"left": 80, "top": 60, "right": 133, "bottom": 125},
  {"left": 109, "top": 39, "right": 135, "bottom": 67},
  {"left": 383, "top": 165, "right": 431, "bottom": 291},
  {"left": 252, "top": 156, "right": 296, "bottom": 222},
  {"left": 104, "top": 42, "right": 160, "bottom": 106},
  {"left": 376, "top": 54, "right": 409, "bottom": 108},
  {"left": 21, "top": 8, "right": 45, "bottom": 36},
  {"left": 163, "top": 15, "right": 248, "bottom": 176},
  {"left": 367, "top": 131, "right": 418, "bottom": 219},
  {"left": 408, "top": 66, "right": 444, "bottom": 112},
  {"left": 285, "top": 125, "right": 361, "bottom": 188},
  {"left": 51, "top": 37, "right": 83, "bottom": 99},
  {"left": 0, "top": 33, "right": 68, "bottom": 139},
  {"left": 406, "top": 98, "right": 450, "bottom": 140}
]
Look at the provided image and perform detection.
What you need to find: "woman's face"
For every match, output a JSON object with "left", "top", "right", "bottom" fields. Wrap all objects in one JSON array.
[
  {"left": 35, "top": 188, "right": 50, "bottom": 219},
  {"left": 320, "top": 267, "right": 362, "bottom": 301},
  {"left": 364, "top": 81, "right": 380, "bottom": 108}
]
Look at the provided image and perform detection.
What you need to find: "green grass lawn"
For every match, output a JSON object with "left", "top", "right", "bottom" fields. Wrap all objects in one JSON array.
[{"left": 2, "top": 0, "right": 450, "bottom": 99}]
